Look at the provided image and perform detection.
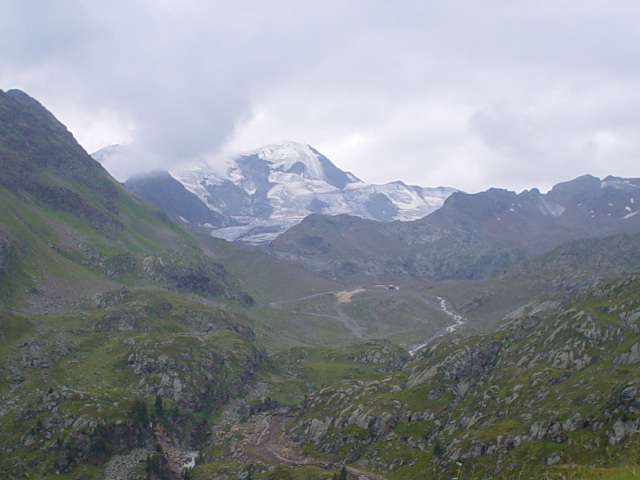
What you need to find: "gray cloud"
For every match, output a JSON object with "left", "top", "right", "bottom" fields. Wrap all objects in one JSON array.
[
  {"left": 1, "top": 1, "right": 639, "bottom": 191},
  {"left": 469, "top": 81, "right": 640, "bottom": 191}
]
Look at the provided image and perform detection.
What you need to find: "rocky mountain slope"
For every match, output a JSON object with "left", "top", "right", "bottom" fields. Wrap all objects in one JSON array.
[
  {"left": 0, "top": 89, "right": 333, "bottom": 478},
  {"left": 96, "top": 142, "right": 457, "bottom": 246},
  {"left": 195, "top": 274, "right": 640, "bottom": 480},
  {"left": 0, "top": 88, "right": 256, "bottom": 313},
  {"left": 503, "top": 231, "right": 640, "bottom": 292},
  {"left": 270, "top": 175, "right": 640, "bottom": 281},
  {"left": 0, "top": 88, "right": 271, "bottom": 478}
]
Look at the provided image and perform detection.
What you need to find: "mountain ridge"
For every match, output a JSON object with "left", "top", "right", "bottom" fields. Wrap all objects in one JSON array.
[{"left": 270, "top": 173, "right": 640, "bottom": 281}]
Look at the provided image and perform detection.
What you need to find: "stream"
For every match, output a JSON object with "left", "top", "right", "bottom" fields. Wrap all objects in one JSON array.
[{"left": 408, "top": 296, "right": 468, "bottom": 356}]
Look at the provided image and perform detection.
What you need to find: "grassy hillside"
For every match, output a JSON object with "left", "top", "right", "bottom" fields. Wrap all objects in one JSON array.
[
  {"left": 0, "top": 89, "right": 269, "bottom": 478},
  {"left": 0, "top": 88, "right": 240, "bottom": 313}
]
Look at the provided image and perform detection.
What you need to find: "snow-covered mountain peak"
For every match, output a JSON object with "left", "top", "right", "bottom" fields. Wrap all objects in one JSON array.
[
  {"left": 239, "top": 141, "right": 360, "bottom": 188},
  {"left": 92, "top": 144, "right": 122, "bottom": 162},
  {"left": 248, "top": 142, "right": 324, "bottom": 179},
  {"left": 250, "top": 141, "right": 316, "bottom": 163},
  {"left": 96, "top": 142, "right": 458, "bottom": 246}
]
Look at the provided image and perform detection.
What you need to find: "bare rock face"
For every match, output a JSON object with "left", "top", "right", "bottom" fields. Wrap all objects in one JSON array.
[
  {"left": 407, "top": 337, "right": 501, "bottom": 389},
  {"left": 614, "top": 342, "right": 640, "bottom": 366},
  {"left": 103, "top": 448, "right": 153, "bottom": 480},
  {"left": 141, "top": 255, "right": 253, "bottom": 304},
  {"left": 609, "top": 418, "right": 639, "bottom": 446},
  {"left": 346, "top": 343, "right": 409, "bottom": 369},
  {"left": 124, "top": 334, "right": 262, "bottom": 411}
]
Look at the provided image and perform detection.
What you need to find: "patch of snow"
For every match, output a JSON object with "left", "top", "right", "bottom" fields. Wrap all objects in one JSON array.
[
  {"left": 536, "top": 199, "right": 565, "bottom": 217},
  {"left": 242, "top": 232, "right": 287, "bottom": 245},
  {"left": 170, "top": 162, "right": 217, "bottom": 199},
  {"left": 251, "top": 142, "right": 327, "bottom": 181},
  {"left": 602, "top": 178, "right": 638, "bottom": 191}
]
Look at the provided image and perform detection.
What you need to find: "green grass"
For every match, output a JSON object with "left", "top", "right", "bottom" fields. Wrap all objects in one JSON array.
[
  {"left": 393, "top": 383, "right": 452, "bottom": 412},
  {"left": 277, "top": 341, "right": 406, "bottom": 389},
  {"left": 208, "top": 236, "right": 341, "bottom": 304},
  {"left": 394, "top": 420, "right": 436, "bottom": 439},
  {"left": 340, "top": 288, "right": 451, "bottom": 345}
]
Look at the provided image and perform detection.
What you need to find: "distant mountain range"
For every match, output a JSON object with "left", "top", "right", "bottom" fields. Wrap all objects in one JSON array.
[
  {"left": 95, "top": 142, "right": 457, "bottom": 246},
  {"left": 95, "top": 144, "right": 640, "bottom": 283},
  {"left": 270, "top": 174, "right": 640, "bottom": 281}
]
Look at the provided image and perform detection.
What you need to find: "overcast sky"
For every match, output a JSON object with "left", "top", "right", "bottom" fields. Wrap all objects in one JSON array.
[{"left": 2, "top": 1, "right": 640, "bottom": 193}]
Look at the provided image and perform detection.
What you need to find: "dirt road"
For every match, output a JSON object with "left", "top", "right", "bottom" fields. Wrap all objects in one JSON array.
[{"left": 247, "top": 411, "right": 387, "bottom": 480}]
